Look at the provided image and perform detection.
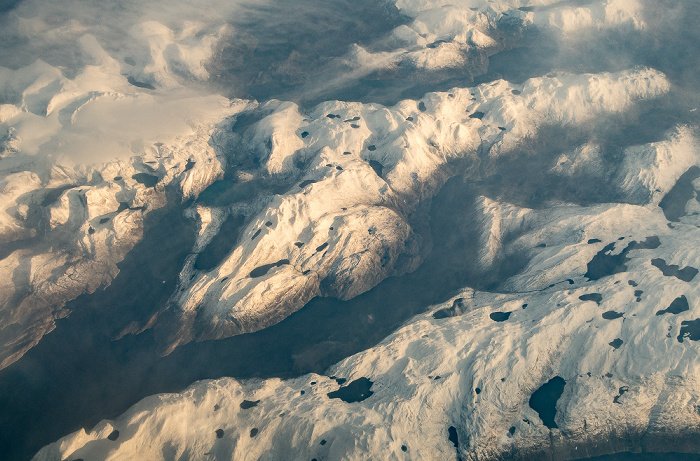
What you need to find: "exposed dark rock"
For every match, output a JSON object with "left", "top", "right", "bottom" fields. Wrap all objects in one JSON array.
[
  {"left": 529, "top": 376, "right": 566, "bottom": 429},
  {"left": 678, "top": 319, "right": 700, "bottom": 342},
  {"left": 131, "top": 173, "right": 159, "bottom": 188},
  {"left": 579, "top": 293, "right": 603, "bottom": 305},
  {"left": 369, "top": 160, "right": 384, "bottom": 178},
  {"left": 327, "top": 377, "right": 373, "bottom": 403},
  {"left": 656, "top": 295, "right": 690, "bottom": 316},
  {"left": 602, "top": 311, "right": 624, "bottom": 320},
  {"left": 240, "top": 399, "right": 260, "bottom": 409},
  {"left": 585, "top": 236, "right": 660, "bottom": 280},
  {"left": 127, "top": 76, "right": 155, "bottom": 90},
  {"left": 432, "top": 298, "right": 466, "bottom": 319},
  {"left": 249, "top": 259, "right": 290, "bottom": 278},
  {"left": 613, "top": 386, "right": 629, "bottom": 404},
  {"left": 195, "top": 214, "right": 245, "bottom": 271},
  {"left": 659, "top": 166, "right": 700, "bottom": 222},
  {"left": 448, "top": 426, "right": 459, "bottom": 449},
  {"left": 489, "top": 311, "right": 511, "bottom": 322},
  {"left": 651, "top": 259, "right": 698, "bottom": 282}
]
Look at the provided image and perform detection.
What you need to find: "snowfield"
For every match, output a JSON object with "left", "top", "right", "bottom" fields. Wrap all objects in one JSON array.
[{"left": 0, "top": 0, "right": 699, "bottom": 459}]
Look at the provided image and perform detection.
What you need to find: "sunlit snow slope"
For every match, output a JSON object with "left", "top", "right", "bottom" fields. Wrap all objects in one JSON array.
[{"left": 0, "top": 0, "right": 699, "bottom": 460}]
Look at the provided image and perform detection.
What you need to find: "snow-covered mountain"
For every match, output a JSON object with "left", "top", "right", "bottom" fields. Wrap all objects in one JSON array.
[
  {"left": 35, "top": 134, "right": 700, "bottom": 460},
  {"left": 0, "top": 0, "right": 699, "bottom": 460}
]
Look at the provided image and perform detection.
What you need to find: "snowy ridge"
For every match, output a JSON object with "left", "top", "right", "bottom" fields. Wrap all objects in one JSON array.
[
  {"left": 35, "top": 177, "right": 700, "bottom": 460},
  {"left": 156, "top": 67, "right": 670, "bottom": 353},
  {"left": 0, "top": 0, "right": 669, "bottom": 368},
  {"left": 0, "top": 41, "right": 247, "bottom": 368},
  {"left": 4, "top": 0, "right": 700, "bottom": 459}
]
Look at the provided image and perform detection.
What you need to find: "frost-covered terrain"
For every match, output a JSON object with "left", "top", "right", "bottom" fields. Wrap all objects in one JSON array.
[
  {"left": 1, "top": 0, "right": 700, "bottom": 460},
  {"left": 3, "top": 0, "right": 653, "bottom": 369},
  {"left": 156, "top": 67, "right": 669, "bottom": 354},
  {"left": 36, "top": 129, "right": 700, "bottom": 460}
]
